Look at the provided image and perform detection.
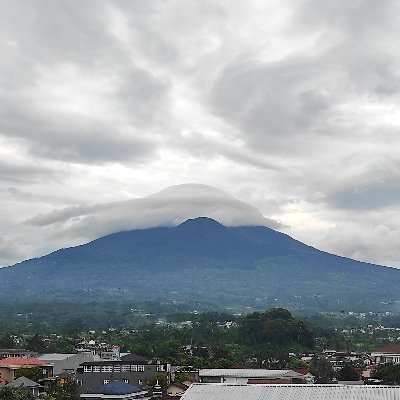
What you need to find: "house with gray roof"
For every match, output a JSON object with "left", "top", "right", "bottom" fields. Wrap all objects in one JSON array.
[
  {"left": 7, "top": 376, "right": 42, "bottom": 397},
  {"left": 199, "top": 369, "right": 306, "bottom": 384}
]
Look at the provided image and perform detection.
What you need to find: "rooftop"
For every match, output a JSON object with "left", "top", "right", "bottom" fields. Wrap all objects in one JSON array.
[
  {"left": 199, "top": 369, "right": 304, "bottom": 378},
  {"left": 38, "top": 353, "right": 76, "bottom": 361},
  {"left": 374, "top": 344, "right": 400, "bottom": 354},
  {"left": 181, "top": 384, "right": 400, "bottom": 400},
  {"left": 7, "top": 376, "right": 41, "bottom": 388},
  {"left": 120, "top": 353, "right": 148, "bottom": 362},
  {"left": 0, "top": 357, "right": 49, "bottom": 366},
  {"left": 86, "top": 380, "right": 145, "bottom": 395}
]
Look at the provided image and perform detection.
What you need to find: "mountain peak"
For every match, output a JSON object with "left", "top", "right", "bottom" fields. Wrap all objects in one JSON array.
[{"left": 178, "top": 216, "right": 224, "bottom": 228}]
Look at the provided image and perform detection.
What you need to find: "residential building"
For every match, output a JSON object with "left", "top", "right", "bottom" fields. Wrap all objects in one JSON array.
[
  {"left": 7, "top": 376, "right": 43, "bottom": 397},
  {"left": 0, "top": 357, "right": 53, "bottom": 383},
  {"left": 371, "top": 344, "right": 400, "bottom": 364},
  {"left": 180, "top": 383, "right": 400, "bottom": 400},
  {"left": 76, "top": 354, "right": 169, "bottom": 394},
  {"left": 199, "top": 369, "right": 306, "bottom": 384}
]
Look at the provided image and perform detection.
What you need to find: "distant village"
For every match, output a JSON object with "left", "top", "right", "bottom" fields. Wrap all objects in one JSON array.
[{"left": 2, "top": 320, "right": 400, "bottom": 400}]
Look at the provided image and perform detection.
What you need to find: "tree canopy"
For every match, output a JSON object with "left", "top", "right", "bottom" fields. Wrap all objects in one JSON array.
[{"left": 374, "top": 363, "right": 400, "bottom": 385}]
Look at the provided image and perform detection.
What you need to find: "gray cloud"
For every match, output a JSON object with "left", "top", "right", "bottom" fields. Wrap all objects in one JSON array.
[
  {"left": 0, "top": 159, "right": 66, "bottom": 183},
  {"left": 209, "top": 58, "right": 334, "bottom": 152},
  {"left": 328, "top": 169, "right": 400, "bottom": 210},
  {"left": 1, "top": 0, "right": 400, "bottom": 268}
]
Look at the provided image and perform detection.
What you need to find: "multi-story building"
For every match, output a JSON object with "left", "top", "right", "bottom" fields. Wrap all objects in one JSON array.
[{"left": 76, "top": 353, "right": 170, "bottom": 394}]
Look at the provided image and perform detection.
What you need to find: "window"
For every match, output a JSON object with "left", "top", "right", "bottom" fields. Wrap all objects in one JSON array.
[
  {"left": 122, "top": 365, "right": 131, "bottom": 372},
  {"left": 157, "top": 365, "right": 165, "bottom": 372},
  {"left": 77, "top": 380, "right": 83, "bottom": 386},
  {"left": 131, "top": 365, "right": 137, "bottom": 372},
  {"left": 83, "top": 366, "right": 92, "bottom": 373},
  {"left": 101, "top": 365, "right": 113, "bottom": 372},
  {"left": 93, "top": 366, "right": 101, "bottom": 372},
  {"left": 113, "top": 365, "right": 121, "bottom": 372},
  {"left": 138, "top": 379, "right": 143, "bottom": 385},
  {"left": 137, "top": 365, "right": 145, "bottom": 372},
  {"left": 124, "top": 379, "right": 129, "bottom": 384},
  {"left": 103, "top": 380, "right": 110, "bottom": 385}
]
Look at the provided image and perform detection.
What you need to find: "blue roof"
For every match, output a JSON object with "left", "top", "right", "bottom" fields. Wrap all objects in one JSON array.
[{"left": 87, "top": 380, "right": 143, "bottom": 395}]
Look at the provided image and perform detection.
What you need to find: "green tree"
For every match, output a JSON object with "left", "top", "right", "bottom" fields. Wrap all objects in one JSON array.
[
  {"left": 374, "top": 363, "right": 400, "bottom": 385},
  {"left": 26, "top": 334, "right": 46, "bottom": 353},
  {"left": 15, "top": 367, "right": 43, "bottom": 383},
  {"left": 289, "top": 357, "right": 308, "bottom": 369},
  {"left": 265, "top": 308, "right": 293, "bottom": 320},
  {"left": 0, "top": 333, "right": 16, "bottom": 348},
  {"left": 338, "top": 361, "right": 359, "bottom": 381},
  {"left": 310, "top": 357, "right": 334, "bottom": 383},
  {"left": 240, "top": 308, "right": 314, "bottom": 348},
  {"left": 43, "top": 380, "right": 79, "bottom": 400},
  {"left": 0, "top": 386, "right": 35, "bottom": 400}
]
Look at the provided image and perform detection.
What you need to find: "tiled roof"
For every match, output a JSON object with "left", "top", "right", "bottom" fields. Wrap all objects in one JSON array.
[
  {"left": 199, "top": 369, "right": 304, "bottom": 378},
  {"left": 181, "top": 384, "right": 400, "bottom": 400},
  {"left": 0, "top": 357, "right": 48, "bottom": 366},
  {"left": 375, "top": 344, "right": 400, "bottom": 354},
  {"left": 170, "top": 382, "right": 189, "bottom": 390},
  {"left": 293, "top": 368, "right": 311, "bottom": 375},
  {"left": 86, "top": 380, "right": 144, "bottom": 395}
]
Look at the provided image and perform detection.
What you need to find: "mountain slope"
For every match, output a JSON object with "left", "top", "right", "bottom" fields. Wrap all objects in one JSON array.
[{"left": 0, "top": 217, "right": 399, "bottom": 311}]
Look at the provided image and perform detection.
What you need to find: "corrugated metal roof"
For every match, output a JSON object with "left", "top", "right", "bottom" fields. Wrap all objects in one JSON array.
[
  {"left": 181, "top": 384, "right": 400, "bottom": 400},
  {"left": 39, "top": 353, "right": 76, "bottom": 361},
  {"left": 199, "top": 369, "right": 303, "bottom": 378}
]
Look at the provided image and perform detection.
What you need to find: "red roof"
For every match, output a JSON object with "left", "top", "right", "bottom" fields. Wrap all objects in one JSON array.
[
  {"left": 169, "top": 382, "right": 189, "bottom": 390},
  {"left": 0, "top": 357, "right": 48, "bottom": 366},
  {"left": 375, "top": 344, "right": 400, "bottom": 354},
  {"left": 293, "top": 368, "right": 310, "bottom": 375}
]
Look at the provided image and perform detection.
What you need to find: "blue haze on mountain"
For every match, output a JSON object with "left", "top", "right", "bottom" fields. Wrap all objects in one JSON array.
[{"left": 0, "top": 217, "right": 399, "bottom": 312}]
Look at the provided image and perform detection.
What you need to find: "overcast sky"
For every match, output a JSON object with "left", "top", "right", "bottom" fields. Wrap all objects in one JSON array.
[{"left": 1, "top": 0, "right": 400, "bottom": 268}]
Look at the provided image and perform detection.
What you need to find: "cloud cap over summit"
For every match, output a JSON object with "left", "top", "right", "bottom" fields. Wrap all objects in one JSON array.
[{"left": 3, "top": 184, "right": 281, "bottom": 267}]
